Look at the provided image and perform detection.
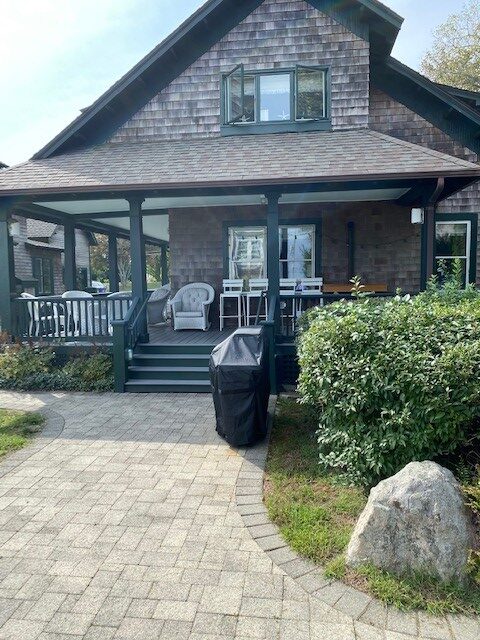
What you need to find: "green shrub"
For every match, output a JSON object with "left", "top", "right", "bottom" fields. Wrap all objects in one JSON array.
[
  {"left": 63, "top": 353, "right": 114, "bottom": 388},
  {"left": 298, "top": 291, "right": 480, "bottom": 487},
  {"left": 0, "top": 347, "right": 114, "bottom": 392},
  {"left": 0, "top": 345, "right": 53, "bottom": 380}
]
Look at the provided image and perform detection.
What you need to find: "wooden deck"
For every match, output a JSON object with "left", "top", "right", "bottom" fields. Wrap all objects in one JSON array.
[{"left": 148, "top": 324, "right": 235, "bottom": 346}]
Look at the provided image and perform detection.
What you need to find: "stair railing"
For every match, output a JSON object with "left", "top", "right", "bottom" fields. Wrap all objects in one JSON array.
[{"left": 111, "top": 295, "right": 149, "bottom": 392}]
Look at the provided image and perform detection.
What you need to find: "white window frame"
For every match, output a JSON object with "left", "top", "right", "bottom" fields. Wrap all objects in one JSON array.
[{"left": 435, "top": 219, "right": 471, "bottom": 285}]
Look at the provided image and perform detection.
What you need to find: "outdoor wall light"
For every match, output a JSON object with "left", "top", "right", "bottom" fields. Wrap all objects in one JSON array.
[
  {"left": 411, "top": 208, "right": 424, "bottom": 224},
  {"left": 126, "top": 348, "right": 134, "bottom": 361},
  {"left": 8, "top": 220, "right": 20, "bottom": 237}
]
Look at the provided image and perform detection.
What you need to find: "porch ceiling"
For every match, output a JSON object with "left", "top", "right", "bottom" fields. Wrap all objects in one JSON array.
[{"left": 36, "top": 188, "right": 409, "bottom": 243}]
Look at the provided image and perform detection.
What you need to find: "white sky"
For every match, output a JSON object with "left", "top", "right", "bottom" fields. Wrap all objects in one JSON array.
[{"left": 0, "top": 0, "right": 466, "bottom": 166}]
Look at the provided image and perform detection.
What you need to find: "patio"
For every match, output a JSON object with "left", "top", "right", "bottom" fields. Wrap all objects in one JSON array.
[{"left": 0, "top": 389, "right": 471, "bottom": 640}]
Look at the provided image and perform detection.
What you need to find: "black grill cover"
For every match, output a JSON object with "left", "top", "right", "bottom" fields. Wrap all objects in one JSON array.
[{"left": 210, "top": 327, "right": 270, "bottom": 446}]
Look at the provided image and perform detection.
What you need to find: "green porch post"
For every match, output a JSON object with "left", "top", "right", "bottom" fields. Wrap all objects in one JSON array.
[
  {"left": 108, "top": 233, "right": 119, "bottom": 292},
  {"left": 0, "top": 202, "right": 14, "bottom": 334},
  {"left": 161, "top": 244, "right": 169, "bottom": 285},
  {"left": 64, "top": 220, "right": 77, "bottom": 290},
  {"left": 129, "top": 196, "right": 148, "bottom": 340},
  {"left": 266, "top": 192, "right": 280, "bottom": 395},
  {"left": 420, "top": 205, "right": 437, "bottom": 290}
]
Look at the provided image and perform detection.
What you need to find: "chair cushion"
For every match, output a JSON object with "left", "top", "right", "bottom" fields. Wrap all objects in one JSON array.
[
  {"left": 180, "top": 287, "right": 209, "bottom": 312},
  {"left": 176, "top": 311, "right": 203, "bottom": 318}
]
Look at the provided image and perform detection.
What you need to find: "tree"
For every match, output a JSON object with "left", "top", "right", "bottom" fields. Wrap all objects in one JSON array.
[
  {"left": 90, "top": 234, "right": 132, "bottom": 290},
  {"left": 421, "top": 1, "right": 480, "bottom": 91}
]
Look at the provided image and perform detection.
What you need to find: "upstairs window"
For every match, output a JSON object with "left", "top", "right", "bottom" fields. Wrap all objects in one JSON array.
[{"left": 223, "top": 65, "right": 327, "bottom": 127}]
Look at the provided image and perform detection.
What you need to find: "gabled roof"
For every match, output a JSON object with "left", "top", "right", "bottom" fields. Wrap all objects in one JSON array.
[
  {"left": 371, "top": 57, "right": 480, "bottom": 156},
  {"left": 32, "top": 0, "right": 403, "bottom": 160},
  {"left": 1, "top": 130, "right": 478, "bottom": 198}
]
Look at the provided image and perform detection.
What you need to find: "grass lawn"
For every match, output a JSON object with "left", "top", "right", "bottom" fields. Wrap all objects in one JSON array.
[
  {"left": 0, "top": 409, "right": 44, "bottom": 458},
  {"left": 264, "top": 397, "right": 480, "bottom": 615}
]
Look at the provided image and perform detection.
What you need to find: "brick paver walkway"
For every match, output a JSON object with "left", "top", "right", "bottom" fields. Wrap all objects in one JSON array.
[{"left": 0, "top": 391, "right": 477, "bottom": 640}]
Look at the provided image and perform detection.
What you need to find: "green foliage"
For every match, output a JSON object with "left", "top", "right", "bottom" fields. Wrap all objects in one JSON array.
[
  {"left": 421, "top": 0, "right": 480, "bottom": 91},
  {"left": 0, "top": 409, "right": 44, "bottom": 458},
  {"left": 0, "top": 348, "right": 114, "bottom": 392},
  {"left": 0, "top": 345, "right": 53, "bottom": 380},
  {"left": 298, "top": 287, "right": 480, "bottom": 487}
]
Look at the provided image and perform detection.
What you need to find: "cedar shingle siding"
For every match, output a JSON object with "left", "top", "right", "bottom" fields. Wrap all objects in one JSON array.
[
  {"left": 369, "top": 88, "right": 480, "bottom": 284},
  {"left": 110, "top": 0, "right": 370, "bottom": 143}
]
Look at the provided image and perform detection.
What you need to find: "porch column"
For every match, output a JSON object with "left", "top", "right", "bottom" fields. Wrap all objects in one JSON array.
[
  {"left": 161, "top": 244, "right": 169, "bottom": 285},
  {"left": 63, "top": 220, "right": 77, "bottom": 290},
  {"left": 421, "top": 205, "right": 436, "bottom": 289},
  {"left": 0, "top": 202, "right": 14, "bottom": 334},
  {"left": 129, "top": 196, "right": 148, "bottom": 340},
  {"left": 266, "top": 192, "right": 280, "bottom": 311},
  {"left": 108, "top": 233, "right": 119, "bottom": 293}
]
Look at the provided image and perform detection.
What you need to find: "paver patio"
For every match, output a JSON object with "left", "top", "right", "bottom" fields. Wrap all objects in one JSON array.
[{"left": 0, "top": 391, "right": 477, "bottom": 640}]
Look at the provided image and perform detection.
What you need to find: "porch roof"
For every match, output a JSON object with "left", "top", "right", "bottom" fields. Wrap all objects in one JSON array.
[{"left": 0, "top": 130, "right": 479, "bottom": 198}]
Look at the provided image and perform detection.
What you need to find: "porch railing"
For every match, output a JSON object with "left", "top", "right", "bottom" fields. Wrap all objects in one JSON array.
[
  {"left": 12, "top": 294, "right": 133, "bottom": 342},
  {"left": 278, "top": 292, "right": 395, "bottom": 338},
  {"left": 111, "top": 296, "right": 149, "bottom": 392}
]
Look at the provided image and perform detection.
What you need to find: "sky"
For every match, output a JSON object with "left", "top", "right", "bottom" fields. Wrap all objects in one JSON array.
[{"left": 0, "top": 0, "right": 466, "bottom": 166}]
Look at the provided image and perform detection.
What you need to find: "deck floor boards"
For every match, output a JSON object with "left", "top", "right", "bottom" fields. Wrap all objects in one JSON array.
[{"left": 148, "top": 324, "right": 235, "bottom": 346}]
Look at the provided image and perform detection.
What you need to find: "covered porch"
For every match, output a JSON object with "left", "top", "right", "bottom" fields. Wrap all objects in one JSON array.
[{"left": 1, "top": 130, "right": 479, "bottom": 391}]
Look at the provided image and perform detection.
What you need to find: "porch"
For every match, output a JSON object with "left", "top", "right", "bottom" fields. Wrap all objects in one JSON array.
[{"left": 1, "top": 130, "right": 479, "bottom": 392}]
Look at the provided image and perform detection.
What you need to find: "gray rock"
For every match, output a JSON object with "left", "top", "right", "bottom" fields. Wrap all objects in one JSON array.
[{"left": 346, "top": 461, "right": 474, "bottom": 582}]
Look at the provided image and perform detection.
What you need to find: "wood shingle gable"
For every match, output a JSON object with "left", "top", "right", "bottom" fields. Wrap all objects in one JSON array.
[{"left": 32, "top": 0, "right": 402, "bottom": 160}]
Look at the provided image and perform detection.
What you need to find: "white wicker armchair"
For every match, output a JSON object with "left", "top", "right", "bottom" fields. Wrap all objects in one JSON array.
[{"left": 171, "top": 283, "right": 214, "bottom": 331}]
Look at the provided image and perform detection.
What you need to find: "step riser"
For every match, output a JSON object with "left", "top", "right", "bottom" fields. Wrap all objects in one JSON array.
[
  {"left": 128, "top": 369, "right": 209, "bottom": 381},
  {"left": 125, "top": 381, "right": 211, "bottom": 393},
  {"left": 125, "top": 383, "right": 211, "bottom": 393},
  {"left": 131, "top": 357, "right": 210, "bottom": 368}
]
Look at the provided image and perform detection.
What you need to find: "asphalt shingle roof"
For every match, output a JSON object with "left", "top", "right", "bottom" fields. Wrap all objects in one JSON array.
[
  {"left": 0, "top": 130, "right": 478, "bottom": 196},
  {"left": 26, "top": 219, "right": 57, "bottom": 238}
]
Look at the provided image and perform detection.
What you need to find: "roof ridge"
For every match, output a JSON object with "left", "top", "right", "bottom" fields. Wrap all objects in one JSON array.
[{"left": 367, "top": 129, "right": 478, "bottom": 169}]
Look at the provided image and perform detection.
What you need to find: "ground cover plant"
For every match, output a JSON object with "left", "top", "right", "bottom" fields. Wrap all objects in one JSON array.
[
  {"left": 0, "top": 343, "right": 114, "bottom": 392},
  {"left": 265, "top": 397, "right": 480, "bottom": 614},
  {"left": 0, "top": 409, "right": 44, "bottom": 458}
]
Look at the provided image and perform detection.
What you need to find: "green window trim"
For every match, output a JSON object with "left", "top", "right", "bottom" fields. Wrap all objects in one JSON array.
[
  {"left": 32, "top": 256, "right": 54, "bottom": 296},
  {"left": 221, "top": 64, "right": 331, "bottom": 136},
  {"left": 223, "top": 218, "right": 322, "bottom": 280},
  {"left": 434, "top": 213, "right": 478, "bottom": 286}
]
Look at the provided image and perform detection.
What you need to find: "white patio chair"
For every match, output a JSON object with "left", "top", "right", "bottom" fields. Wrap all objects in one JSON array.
[
  {"left": 219, "top": 279, "right": 244, "bottom": 331},
  {"left": 20, "top": 292, "right": 62, "bottom": 338},
  {"left": 245, "top": 278, "right": 268, "bottom": 325},
  {"left": 171, "top": 283, "right": 214, "bottom": 331},
  {"left": 62, "top": 290, "right": 94, "bottom": 336},
  {"left": 147, "top": 285, "right": 171, "bottom": 325}
]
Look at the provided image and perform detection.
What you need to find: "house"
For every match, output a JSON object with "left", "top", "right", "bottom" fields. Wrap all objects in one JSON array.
[
  {"left": 11, "top": 217, "right": 96, "bottom": 295},
  {"left": 0, "top": 0, "right": 480, "bottom": 392}
]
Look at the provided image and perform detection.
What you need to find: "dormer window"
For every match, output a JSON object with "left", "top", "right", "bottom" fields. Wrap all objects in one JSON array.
[{"left": 222, "top": 65, "right": 329, "bottom": 135}]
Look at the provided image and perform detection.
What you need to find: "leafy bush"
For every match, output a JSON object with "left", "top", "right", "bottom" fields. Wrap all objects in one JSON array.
[
  {"left": 0, "top": 347, "right": 114, "bottom": 392},
  {"left": 298, "top": 290, "right": 480, "bottom": 487},
  {"left": 0, "top": 345, "right": 53, "bottom": 380}
]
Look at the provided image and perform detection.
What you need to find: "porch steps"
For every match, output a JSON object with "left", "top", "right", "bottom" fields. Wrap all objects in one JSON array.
[{"left": 125, "top": 341, "right": 214, "bottom": 393}]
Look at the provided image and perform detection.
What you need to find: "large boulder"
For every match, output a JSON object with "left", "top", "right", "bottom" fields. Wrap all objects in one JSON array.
[{"left": 346, "top": 461, "right": 474, "bottom": 582}]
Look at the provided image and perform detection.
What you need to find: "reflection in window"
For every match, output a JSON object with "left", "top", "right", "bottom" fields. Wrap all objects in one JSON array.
[
  {"left": 229, "top": 225, "right": 315, "bottom": 281},
  {"left": 229, "top": 228, "right": 266, "bottom": 280},
  {"left": 279, "top": 226, "right": 314, "bottom": 278},
  {"left": 259, "top": 74, "right": 291, "bottom": 122},
  {"left": 435, "top": 221, "right": 471, "bottom": 286},
  {"left": 296, "top": 67, "right": 325, "bottom": 120}
]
